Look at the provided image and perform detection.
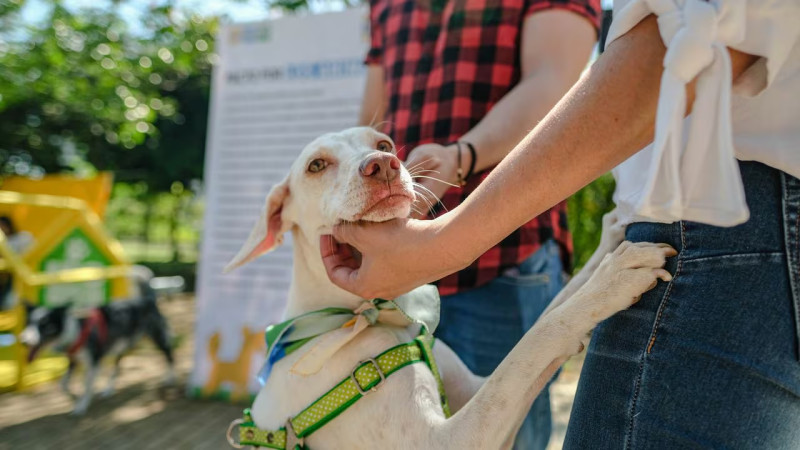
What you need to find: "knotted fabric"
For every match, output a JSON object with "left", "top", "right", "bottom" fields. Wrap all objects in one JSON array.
[
  {"left": 257, "top": 285, "right": 440, "bottom": 383},
  {"left": 610, "top": 0, "right": 750, "bottom": 226}
]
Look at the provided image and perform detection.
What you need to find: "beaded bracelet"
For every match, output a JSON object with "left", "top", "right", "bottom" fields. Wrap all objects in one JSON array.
[{"left": 447, "top": 140, "right": 477, "bottom": 187}]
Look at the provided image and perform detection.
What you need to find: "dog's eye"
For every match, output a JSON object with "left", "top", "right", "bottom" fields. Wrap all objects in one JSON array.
[
  {"left": 308, "top": 159, "right": 328, "bottom": 173},
  {"left": 376, "top": 140, "right": 393, "bottom": 153}
]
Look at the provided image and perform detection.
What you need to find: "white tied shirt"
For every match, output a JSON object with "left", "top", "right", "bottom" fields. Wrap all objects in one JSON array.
[{"left": 610, "top": 0, "right": 800, "bottom": 227}]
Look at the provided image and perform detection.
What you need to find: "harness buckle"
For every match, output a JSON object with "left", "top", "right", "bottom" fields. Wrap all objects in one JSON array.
[
  {"left": 286, "top": 419, "right": 304, "bottom": 450},
  {"left": 350, "top": 357, "right": 385, "bottom": 395}
]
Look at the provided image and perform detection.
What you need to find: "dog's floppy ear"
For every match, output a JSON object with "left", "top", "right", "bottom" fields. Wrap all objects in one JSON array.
[{"left": 224, "top": 178, "right": 290, "bottom": 273}]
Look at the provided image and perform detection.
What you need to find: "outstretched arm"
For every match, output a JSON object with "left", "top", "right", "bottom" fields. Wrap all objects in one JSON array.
[{"left": 321, "top": 15, "right": 757, "bottom": 300}]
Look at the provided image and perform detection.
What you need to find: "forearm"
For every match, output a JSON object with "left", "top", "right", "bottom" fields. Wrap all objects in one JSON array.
[
  {"left": 358, "top": 65, "right": 385, "bottom": 126},
  {"left": 441, "top": 17, "right": 665, "bottom": 264},
  {"left": 461, "top": 9, "right": 596, "bottom": 173},
  {"left": 460, "top": 69, "right": 584, "bottom": 173},
  {"left": 440, "top": 15, "right": 757, "bottom": 267}
]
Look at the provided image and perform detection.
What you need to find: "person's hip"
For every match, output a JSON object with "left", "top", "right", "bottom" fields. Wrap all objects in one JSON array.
[
  {"left": 564, "top": 162, "right": 800, "bottom": 449},
  {"left": 625, "top": 160, "right": 800, "bottom": 359}
]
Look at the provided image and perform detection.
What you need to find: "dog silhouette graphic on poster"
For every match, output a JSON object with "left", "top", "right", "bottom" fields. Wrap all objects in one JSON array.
[{"left": 203, "top": 327, "right": 264, "bottom": 401}]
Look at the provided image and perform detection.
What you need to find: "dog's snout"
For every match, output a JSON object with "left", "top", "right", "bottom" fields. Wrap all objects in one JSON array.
[{"left": 360, "top": 153, "right": 401, "bottom": 182}]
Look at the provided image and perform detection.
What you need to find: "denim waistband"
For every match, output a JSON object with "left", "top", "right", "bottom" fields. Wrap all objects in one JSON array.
[
  {"left": 626, "top": 161, "right": 800, "bottom": 359},
  {"left": 626, "top": 161, "right": 790, "bottom": 259}
]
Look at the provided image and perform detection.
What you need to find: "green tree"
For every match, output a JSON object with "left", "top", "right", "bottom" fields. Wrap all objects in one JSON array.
[
  {"left": 0, "top": 1, "right": 216, "bottom": 187},
  {"left": 567, "top": 174, "right": 616, "bottom": 271},
  {"left": 0, "top": 0, "right": 216, "bottom": 262}
]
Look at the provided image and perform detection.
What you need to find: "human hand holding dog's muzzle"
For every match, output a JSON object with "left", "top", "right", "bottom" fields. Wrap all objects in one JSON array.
[{"left": 320, "top": 217, "right": 467, "bottom": 299}]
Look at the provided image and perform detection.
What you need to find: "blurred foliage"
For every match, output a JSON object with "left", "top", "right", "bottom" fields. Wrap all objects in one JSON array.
[
  {"left": 567, "top": 173, "right": 616, "bottom": 271},
  {"left": 265, "top": 0, "right": 358, "bottom": 12},
  {"left": 0, "top": 0, "right": 216, "bottom": 191},
  {"left": 106, "top": 180, "right": 203, "bottom": 263},
  {"left": 0, "top": 0, "right": 25, "bottom": 32}
]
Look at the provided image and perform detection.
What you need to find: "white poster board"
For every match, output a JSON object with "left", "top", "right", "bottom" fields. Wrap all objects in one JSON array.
[{"left": 191, "top": 8, "right": 369, "bottom": 400}]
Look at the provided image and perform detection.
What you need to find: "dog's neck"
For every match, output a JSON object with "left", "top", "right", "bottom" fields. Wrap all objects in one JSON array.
[{"left": 284, "top": 228, "right": 365, "bottom": 317}]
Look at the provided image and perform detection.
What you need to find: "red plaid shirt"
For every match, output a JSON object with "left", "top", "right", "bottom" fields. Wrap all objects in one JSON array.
[{"left": 366, "top": 0, "right": 600, "bottom": 295}]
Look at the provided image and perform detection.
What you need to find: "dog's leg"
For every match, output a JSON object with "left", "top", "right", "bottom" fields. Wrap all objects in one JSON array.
[
  {"left": 60, "top": 359, "right": 77, "bottom": 399},
  {"left": 431, "top": 317, "right": 576, "bottom": 448},
  {"left": 101, "top": 355, "right": 123, "bottom": 398},
  {"left": 149, "top": 316, "right": 176, "bottom": 385},
  {"left": 72, "top": 363, "right": 99, "bottom": 416},
  {"left": 423, "top": 242, "right": 674, "bottom": 449},
  {"left": 542, "top": 209, "right": 626, "bottom": 318},
  {"left": 432, "top": 339, "right": 484, "bottom": 413},
  {"left": 424, "top": 213, "right": 625, "bottom": 444}
]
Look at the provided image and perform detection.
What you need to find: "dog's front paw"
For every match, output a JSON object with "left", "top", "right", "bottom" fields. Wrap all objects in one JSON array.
[
  {"left": 70, "top": 396, "right": 92, "bottom": 416},
  {"left": 596, "top": 210, "right": 626, "bottom": 255},
  {"left": 575, "top": 241, "right": 676, "bottom": 325},
  {"left": 70, "top": 405, "right": 88, "bottom": 417}
]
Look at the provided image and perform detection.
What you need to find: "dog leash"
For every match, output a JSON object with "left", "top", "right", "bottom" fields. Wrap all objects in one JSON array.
[
  {"left": 67, "top": 309, "right": 107, "bottom": 357},
  {"left": 226, "top": 334, "right": 450, "bottom": 449}
]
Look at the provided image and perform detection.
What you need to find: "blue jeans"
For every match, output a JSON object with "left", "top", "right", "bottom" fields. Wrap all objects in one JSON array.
[
  {"left": 565, "top": 161, "right": 800, "bottom": 449},
  {"left": 436, "top": 240, "right": 564, "bottom": 450}
]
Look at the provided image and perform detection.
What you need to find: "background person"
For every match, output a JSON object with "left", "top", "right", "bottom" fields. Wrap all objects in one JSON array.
[
  {"left": 0, "top": 216, "right": 34, "bottom": 310},
  {"left": 324, "top": 0, "right": 800, "bottom": 447},
  {"left": 359, "top": 0, "right": 600, "bottom": 447}
]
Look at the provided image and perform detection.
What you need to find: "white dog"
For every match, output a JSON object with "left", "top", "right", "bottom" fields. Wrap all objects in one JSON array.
[{"left": 224, "top": 127, "right": 674, "bottom": 449}]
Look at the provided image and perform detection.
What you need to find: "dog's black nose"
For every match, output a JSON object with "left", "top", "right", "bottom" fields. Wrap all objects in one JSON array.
[{"left": 360, "top": 153, "right": 401, "bottom": 182}]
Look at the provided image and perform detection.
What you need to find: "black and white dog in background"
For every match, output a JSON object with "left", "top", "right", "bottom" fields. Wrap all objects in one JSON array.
[{"left": 20, "top": 268, "right": 176, "bottom": 415}]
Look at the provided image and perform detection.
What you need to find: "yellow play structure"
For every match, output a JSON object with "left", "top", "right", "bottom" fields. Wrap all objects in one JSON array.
[{"left": 0, "top": 173, "right": 133, "bottom": 391}]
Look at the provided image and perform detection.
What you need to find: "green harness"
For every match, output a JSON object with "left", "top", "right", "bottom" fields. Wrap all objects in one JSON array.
[{"left": 227, "top": 334, "right": 451, "bottom": 449}]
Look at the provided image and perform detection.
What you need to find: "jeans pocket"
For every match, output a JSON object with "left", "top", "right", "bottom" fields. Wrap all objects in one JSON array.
[
  {"left": 497, "top": 273, "right": 551, "bottom": 331},
  {"left": 495, "top": 271, "right": 550, "bottom": 287}
]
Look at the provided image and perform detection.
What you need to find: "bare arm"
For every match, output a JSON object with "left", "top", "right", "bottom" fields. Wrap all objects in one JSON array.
[
  {"left": 322, "top": 15, "right": 758, "bottom": 299},
  {"left": 461, "top": 9, "right": 597, "bottom": 172},
  {"left": 358, "top": 65, "right": 386, "bottom": 127},
  {"left": 445, "top": 16, "right": 757, "bottom": 262}
]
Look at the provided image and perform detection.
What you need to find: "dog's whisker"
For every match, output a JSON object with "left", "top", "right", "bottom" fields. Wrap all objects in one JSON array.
[
  {"left": 412, "top": 182, "right": 437, "bottom": 196},
  {"left": 412, "top": 193, "right": 435, "bottom": 213},
  {"left": 404, "top": 158, "right": 434, "bottom": 173},
  {"left": 405, "top": 160, "right": 427, "bottom": 170},
  {"left": 412, "top": 187, "right": 438, "bottom": 211},
  {"left": 413, "top": 183, "right": 442, "bottom": 202},
  {"left": 408, "top": 169, "right": 442, "bottom": 177},
  {"left": 413, "top": 183, "right": 449, "bottom": 213},
  {"left": 369, "top": 119, "right": 392, "bottom": 131},
  {"left": 412, "top": 176, "right": 459, "bottom": 188},
  {"left": 416, "top": 194, "right": 435, "bottom": 211},
  {"left": 411, "top": 201, "right": 431, "bottom": 218}
]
